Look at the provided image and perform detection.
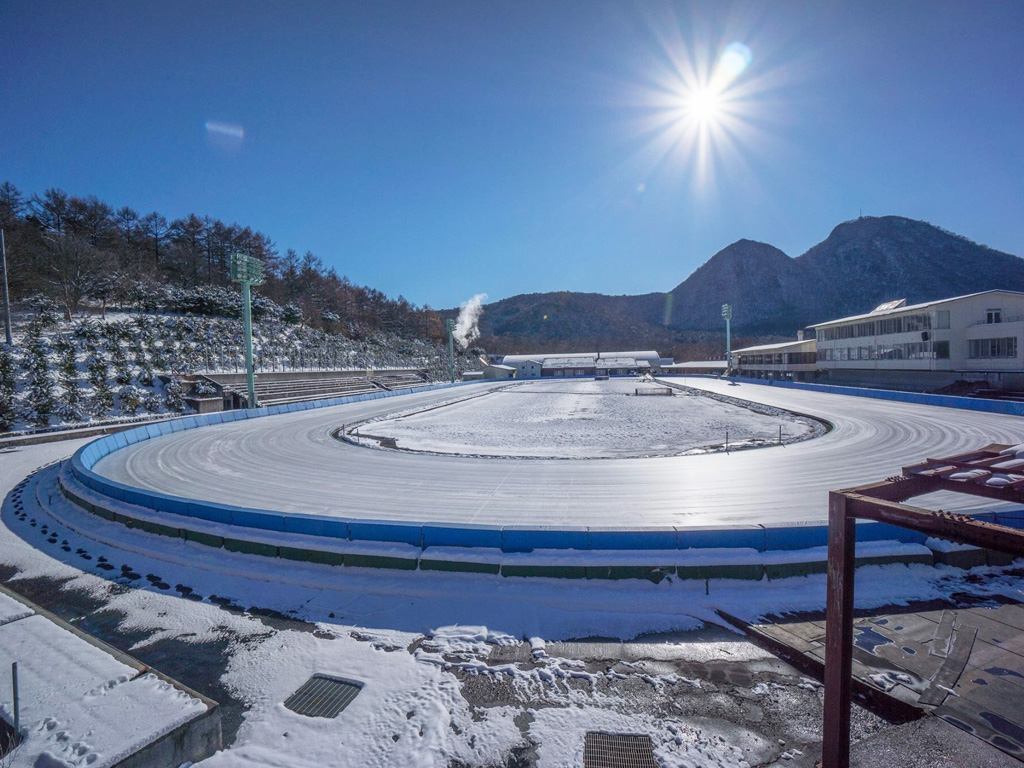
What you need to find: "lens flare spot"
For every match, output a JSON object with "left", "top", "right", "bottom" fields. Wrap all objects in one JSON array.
[
  {"left": 636, "top": 182, "right": 646, "bottom": 193},
  {"left": 715, "top": 42, "right": 753, "bottom": 88},
  {"left": 205, "top": 121, "right": 245, "bottom": 139}
]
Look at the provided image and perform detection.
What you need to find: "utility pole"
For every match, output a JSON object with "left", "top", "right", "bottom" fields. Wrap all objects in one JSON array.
[
  {"left": 446, "top": 318, "right": 456, "bottom": 383},
  {"left": 722, "top": 303, "right": 732, "bottom": 369},
  {"left": 1, "top": 229, "right": 12, "bottom": 346},
  {"left": 230, "top": 253, "right": 264, "bottom": 408}
]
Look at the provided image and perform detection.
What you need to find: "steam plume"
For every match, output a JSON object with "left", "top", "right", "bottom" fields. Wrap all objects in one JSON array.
[{"left": 453, "top": 293, "right": 487, "bottom": 349}]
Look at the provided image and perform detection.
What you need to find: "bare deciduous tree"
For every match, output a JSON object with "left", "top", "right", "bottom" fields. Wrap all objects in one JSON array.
[{"left": 41, "top": 232, "right": 114, "bottom": 320}]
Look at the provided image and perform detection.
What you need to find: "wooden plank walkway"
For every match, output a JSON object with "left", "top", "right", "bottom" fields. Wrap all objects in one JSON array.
[{"left": 733, "top": 597, "right": 1024, "bottom": 761}]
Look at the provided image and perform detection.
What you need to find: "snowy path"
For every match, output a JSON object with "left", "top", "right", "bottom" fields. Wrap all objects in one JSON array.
[{"left": 91, "top": 378, "right": 1024, "bottom": 527}]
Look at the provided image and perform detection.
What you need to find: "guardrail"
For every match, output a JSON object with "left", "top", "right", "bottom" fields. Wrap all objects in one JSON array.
[
  {"left": 662, "top": 374, "right": 1024, "bottom": 417},
  {"left": 64, "top": 376, "right": 1024, "bottom": 556}
]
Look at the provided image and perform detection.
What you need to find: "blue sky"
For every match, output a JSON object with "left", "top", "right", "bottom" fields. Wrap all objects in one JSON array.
[{"left": 3, "top": 1, "right": 1022, "bottom": 308}]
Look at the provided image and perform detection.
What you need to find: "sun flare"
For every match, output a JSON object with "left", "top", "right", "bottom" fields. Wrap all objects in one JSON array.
[
  {"left": 687, "top": 88, "right": 722, "bottom": 125},
  {"left": 630, "top": 31, "right": 766, "bottom": 190}
]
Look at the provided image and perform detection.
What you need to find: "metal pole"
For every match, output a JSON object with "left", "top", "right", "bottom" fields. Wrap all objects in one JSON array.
[
  {"left": 725, "top": 316, "right": 731, "bottom": 364},
  {"left": 12, "top": 661, "right": 19, "bottom": 736},
  {"left": 822, "top": 491, "right": 856, "bottom": 768},
  {"left": 447, "top": 319, "right": 455, "bottom": 383},
  {"left": 1, "top": 229, "right": 12, "bottom": 346},
  {"left": 242, "top": 281, "right": 257, "bottom": 407}
]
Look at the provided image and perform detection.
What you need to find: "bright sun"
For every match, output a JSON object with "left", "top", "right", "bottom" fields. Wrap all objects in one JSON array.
[{"left": 687, "top": 88, "right": 722, "bottom": 124}]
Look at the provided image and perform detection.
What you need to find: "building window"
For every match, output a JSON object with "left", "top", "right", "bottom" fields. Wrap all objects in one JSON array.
[
  {"left": 986, "top": 308, "right": 1002, "bottom": 324},
  {"left": 934, "top": 341, "right": 950, "bottom": 359},
  {"left": 935, "top": 310, "right": 950, "bottom": 329},
  {"left": 968, "top": 337, "right": 1017, "bottom": 359}
]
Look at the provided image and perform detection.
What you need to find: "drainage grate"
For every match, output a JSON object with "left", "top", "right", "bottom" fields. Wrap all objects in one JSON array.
[
  {"left": 583, "top": 732, "right": 659, "bottom": 768},
  {"left": 283, "top": 674, "right": 362, "bottom": 718}
]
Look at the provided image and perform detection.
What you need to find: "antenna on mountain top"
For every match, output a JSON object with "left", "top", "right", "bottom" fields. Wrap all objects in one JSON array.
[{"left": 859, "top": 209, "right": 862, "bottom": 219}]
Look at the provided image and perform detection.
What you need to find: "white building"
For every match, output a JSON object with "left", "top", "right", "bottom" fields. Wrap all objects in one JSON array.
[
  {"left": 500, "top": 351, "right": 663, "bottom": 379},
  {"left": 662, "top": 360, "right": 728, "bottom": 376},
  {"left": 811, "top": 290, "right": 1024, "bottom": 390},
  {"left": 730, "top": 337, "right": 818, "bottom": 381}
]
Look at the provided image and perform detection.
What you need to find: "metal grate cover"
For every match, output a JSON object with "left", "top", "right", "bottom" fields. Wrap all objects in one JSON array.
[
  {"left": 583, "top": 732, "right": 659, "bottom": 768},
  {"left": 284, "top": 674, "right": 362, "bottom": 718}
]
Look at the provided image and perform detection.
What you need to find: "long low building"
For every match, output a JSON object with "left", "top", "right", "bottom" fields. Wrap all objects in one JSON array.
[
  {"left": 500, "top": 350, "right": 663, "bottom": 379},
  {"left": 812, "top": 289, "right": 1024, "bottom": 390},
  {"left": 730, "top": 338, "right": 818, "bottom": 381},
  {"left": 662, "top": 360, "right": 728, "bottom": 375}
]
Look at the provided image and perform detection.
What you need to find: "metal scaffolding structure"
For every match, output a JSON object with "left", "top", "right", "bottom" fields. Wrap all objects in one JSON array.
[{"left": 822, "top": 443, "right": 1024, "bottom": 768}]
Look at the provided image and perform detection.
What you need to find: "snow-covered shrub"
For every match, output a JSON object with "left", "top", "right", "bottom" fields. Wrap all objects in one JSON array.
[
  {"left": 163, "top": 377, "right": 186, "bottom": 412},
  {"left": 117, "top": 384, "right": 144, "bottom": 416},
  {"left": 22, "top": 322, "right": 54, "bottom": 426},
  {"left": 73, "top": 318, "right": 102, "bottom": 345},
  {"left": 27, "top": 295, "right": 60, "bottom": 327},
  {"left": 0, "top": 347, "right": 16, "bottom": 430},
  {"left": 141, "top": 389, "right": 161, "bottom": 414},
  {"left": 87, "top": 353, "right": 114, "bottom": 417},
  {"left": 54, "top": 333, "right": 83, "bottom": 421},
  {"left": 282, "top": 303, "right": 302, "bottom": 324},
  {"left": 194, "top": 378, "right": 217, "bottom": 396}
]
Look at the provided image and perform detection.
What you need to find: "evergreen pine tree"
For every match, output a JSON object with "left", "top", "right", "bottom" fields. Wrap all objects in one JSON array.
[
  {"left": 87, "top": 352, "right": 114, "bottom": 417},
  {"left": 0, "top": 347, "right": 16, "bottom": 430},
  {"left": 54, "top": 333, "right": 83, "bottom": 421},
  {"left": 22, "top": 321, "right": 55, "bottom": 427}
]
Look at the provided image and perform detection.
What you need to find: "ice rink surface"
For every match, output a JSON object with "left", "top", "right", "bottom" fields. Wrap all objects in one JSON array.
[
  {"left": 92, "top": 378, "right": 1024, "bottom": 528},
  {"left": 365, "top": 378, "right": 818, "bottom": 458}
]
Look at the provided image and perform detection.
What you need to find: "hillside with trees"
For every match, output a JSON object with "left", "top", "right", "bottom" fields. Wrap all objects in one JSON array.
[
  {"left": 0, "top": 182, "right": 482, "bottom": 433},
  {"left": 0, "top": 182, "right": 445, "bottom": 340}
]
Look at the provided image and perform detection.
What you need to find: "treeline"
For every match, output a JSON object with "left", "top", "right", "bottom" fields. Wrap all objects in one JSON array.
[{"left": 0, "top": 182, "right": 446, "bottom": 342}]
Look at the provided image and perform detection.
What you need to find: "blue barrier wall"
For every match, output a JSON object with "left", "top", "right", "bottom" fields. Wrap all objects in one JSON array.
[
  {"left": 661, "top": 374, "right": 1024, "bottom": 418},
  {"left": 68, "top": 378, "right": 1024, "bottom": 553}
]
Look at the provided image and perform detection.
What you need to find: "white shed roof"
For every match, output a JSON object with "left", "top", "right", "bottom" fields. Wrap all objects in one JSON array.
[
  {"left": 809, "top": 290, "right": 1024, "bottom": 329},
  {"left": 733, "top": 339, "right": 816, "bottom": 354},
  {"left": 502, "top": 350, "right": 661, "bottom": 365}
]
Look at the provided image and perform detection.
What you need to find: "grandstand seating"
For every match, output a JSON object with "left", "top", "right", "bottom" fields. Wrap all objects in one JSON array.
[
  {"left": 372, "top": 373, "right": 428, "bottom": 391},
  {"left": 223, "top": 375, "right": 386, "bottom": 407}
]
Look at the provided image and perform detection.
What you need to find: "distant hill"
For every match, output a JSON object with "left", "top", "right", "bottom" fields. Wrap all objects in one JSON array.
[{"left": 472, "top": 216, "right": 1024, "bottom": 356}]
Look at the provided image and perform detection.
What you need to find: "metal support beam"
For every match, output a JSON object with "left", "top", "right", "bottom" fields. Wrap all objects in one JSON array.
[
  {"left": 241, "top": 281, "right": 256, "bottom": 407},
  {"left": 822, "top": 491, "right": 856, "bottom": 768},
  {"left": 846, "top": 493, "right": 1024, "bottom": 555},
  {"left": 820, "top": 444, "right": 1024, "bottom": 768}
]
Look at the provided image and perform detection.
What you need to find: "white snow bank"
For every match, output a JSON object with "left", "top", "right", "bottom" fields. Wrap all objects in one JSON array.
[
  {"left": 421, "top": 625, "right": 519, "bottom": 656},
  {"left": 0, "top": 590, "right": 33, "bottom": 626},
  {"left": 0, "top": 616, "right": 205, "bottom": 768}
]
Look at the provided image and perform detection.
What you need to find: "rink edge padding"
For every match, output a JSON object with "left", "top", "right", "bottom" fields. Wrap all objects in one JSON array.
[{"left": 58, "top": 380, "right": 1024, "bottom": 577}]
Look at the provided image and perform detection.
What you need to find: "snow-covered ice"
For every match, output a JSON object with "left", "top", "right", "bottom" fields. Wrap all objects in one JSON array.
[{"left": 363, "top": 378, "right": 820, "bottom": 458}]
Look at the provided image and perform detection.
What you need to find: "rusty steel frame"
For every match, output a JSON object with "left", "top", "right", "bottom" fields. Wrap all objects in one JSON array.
[{"left": 821, "top": 443, "right": 1024, "bottom": 768}]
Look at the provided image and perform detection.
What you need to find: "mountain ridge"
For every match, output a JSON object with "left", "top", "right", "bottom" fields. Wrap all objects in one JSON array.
[{"left": 471, "top": 216, "right": 1024, "bottom": 357}]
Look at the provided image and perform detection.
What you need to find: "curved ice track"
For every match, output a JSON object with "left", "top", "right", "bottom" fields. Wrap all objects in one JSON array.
[{"left": 90, "top": 378, "right": 1024, "bottom": 529}]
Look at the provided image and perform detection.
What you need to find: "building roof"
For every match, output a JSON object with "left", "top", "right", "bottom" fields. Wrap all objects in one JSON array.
[
  {"left": 809, "top": 290, "right": 1024, "bottom": 329},
  {"left": 487, "top": 364, "right": 516, "bottom": 371},
  {"left": 542, "top": 357, "right": 596, "bottom": 368},
  {"left": 502, "top": 350, "right": 661, "bottom": 365},
  {"left": 663, "top": 360, "right": 727, "bottom": 370},
  {"left": 733, "top": 339, "right": 816, "bottom": 354}
]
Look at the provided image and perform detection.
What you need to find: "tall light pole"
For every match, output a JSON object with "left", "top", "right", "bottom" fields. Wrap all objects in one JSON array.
[
  {"left": 230, "top": 253, "right": 264, "bottom": 407},
  {"left": 446, "top": 318, "right": 456, "bottom": 383},
  {"left": 1, "top": 230, "right": 12, "bottom": 346},
  {"left": 721, "top": 303, "right": 732, "bottom": 368}
]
